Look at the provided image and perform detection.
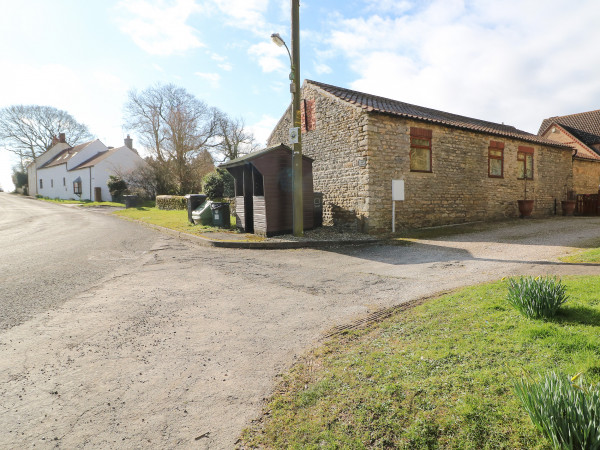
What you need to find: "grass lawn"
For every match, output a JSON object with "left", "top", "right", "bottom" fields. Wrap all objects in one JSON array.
[
  {"left": 560, "top": 238, "right": 600, "bottom": 264},
  {"left": 242, "top": 276, "right": 600, "bottom": 449},
  {"left": 36, "top": 196, "right": 125, "bottom": 207},
  {"left": 113, "top": 206, "right": 260, "bottom": 239}
]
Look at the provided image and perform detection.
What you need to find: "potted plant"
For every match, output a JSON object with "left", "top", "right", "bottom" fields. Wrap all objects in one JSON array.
[
  {"left": 561, "top": 183, "right": 576, "bottom": 216},
  {"left": 518, "top": 176, "right": 534, "bottom": 218}
]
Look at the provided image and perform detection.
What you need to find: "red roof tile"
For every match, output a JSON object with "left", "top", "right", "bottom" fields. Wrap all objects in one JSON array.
[{"left": 307, "top": 80, "right": 570, "bottom": 148}]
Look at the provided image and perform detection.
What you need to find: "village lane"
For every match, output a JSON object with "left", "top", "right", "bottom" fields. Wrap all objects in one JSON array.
[
  {"left": 1, "top": 197, "right": 600, "bottom": 448},
  {"left": 0, "top": 193, "right": 160, "bottom": 330}
]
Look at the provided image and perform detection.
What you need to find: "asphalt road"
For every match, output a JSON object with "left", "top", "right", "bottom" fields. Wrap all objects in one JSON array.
[
  {"left": 0, "top": 193, "right": 159, "bottom": 330},
  {"left": 1, "top": 193, "right": 600, "bottom": 448}
]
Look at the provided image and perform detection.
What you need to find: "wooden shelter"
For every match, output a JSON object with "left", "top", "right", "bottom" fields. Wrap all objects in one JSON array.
[{"left": 220, "top": 144, "right": 314, "bottom": 236}]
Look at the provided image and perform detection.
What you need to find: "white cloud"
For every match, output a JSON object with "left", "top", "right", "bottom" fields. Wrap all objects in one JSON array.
[
  {"left": 116, "top": 0, "right": 204, "bottom": 55},
  {"left": 363, "top": 0, "right": 412, "bottom": 14},
  {"left": 218, "top": 62, "right": 233, "bottom": 71},
  {"left": 247, "top": 114, "right": 279, "bottom": 147},
  {"left": 210, "top": 52, "right": 226, "bottom": 62},
  {"left": 195, "top": 72, "right": 221, "bottom": 88},
  {"left": 325, "top": 0, "right": 600, "bottom": 133},
  {"left": 209, "top": 0, "right": 270, "bottom": 36},
  {"left": 248, "top": 41, "right": 287, "bottom": 73},
  {"left": 314, "top": 63, "right": 332, "bottom": 75}
]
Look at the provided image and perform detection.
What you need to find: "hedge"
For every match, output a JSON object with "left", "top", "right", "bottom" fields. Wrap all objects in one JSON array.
[{"left": 156, "top": 195, "right": 187, "bottom": 210}]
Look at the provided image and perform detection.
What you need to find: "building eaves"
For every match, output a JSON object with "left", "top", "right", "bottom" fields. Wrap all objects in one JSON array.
[{"left": 307, "top": 80, "right": 571, "bottom": 149}]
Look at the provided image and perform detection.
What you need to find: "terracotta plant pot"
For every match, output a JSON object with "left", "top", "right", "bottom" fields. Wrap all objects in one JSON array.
[
  {"left": 517, "top": 199, "right": 534, "bottom": 218},
  {"left": 561, "top": 200, "right": 576, "bottom": 216}
]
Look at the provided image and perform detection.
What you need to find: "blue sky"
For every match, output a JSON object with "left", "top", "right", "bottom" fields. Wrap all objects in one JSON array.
[{"left": 1, "top": 0, "right": 600, "bottom": 191}]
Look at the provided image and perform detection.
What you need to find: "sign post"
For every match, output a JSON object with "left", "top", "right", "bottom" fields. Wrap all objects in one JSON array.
[{"left": 391, "top": 180, "right": 404, "bottom": 233}]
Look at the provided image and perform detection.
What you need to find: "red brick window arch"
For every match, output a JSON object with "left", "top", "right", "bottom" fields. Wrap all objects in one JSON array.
[
  {"left": 488, "top": 141, "right": 504, "bottom": 178},
  {"left": 410, "top": 127, "right": 432, "bottom": 172}
]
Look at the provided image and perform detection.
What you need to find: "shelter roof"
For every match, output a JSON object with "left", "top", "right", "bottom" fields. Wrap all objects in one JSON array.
[{"left": 220, "top": 144, "right": 313, "bottom": 169}]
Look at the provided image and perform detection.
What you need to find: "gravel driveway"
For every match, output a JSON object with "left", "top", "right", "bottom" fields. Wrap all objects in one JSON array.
[{"left": 1, "top": 215, "right": 600, "bottom": 449}]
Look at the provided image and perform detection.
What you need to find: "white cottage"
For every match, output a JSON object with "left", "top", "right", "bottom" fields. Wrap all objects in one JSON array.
[{"left": 29, "top": 134, "right": 144, "bottom": 201}]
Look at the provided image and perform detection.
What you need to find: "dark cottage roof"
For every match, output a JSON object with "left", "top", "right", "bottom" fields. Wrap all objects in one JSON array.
[
  {"left": 220, "top": 144, "right": 313, "bottom": 169},
  {"left": 71, "top": 146, "right": 123, "bottom": 170},
  {"left": 538, "top": 110, "right": 600, "bottom": 159},
  {"left": 307, "top": 80, "right": 570, "bottom": 149},
  {"left": 40, "top": 140, "right": 96, "bottom": 168}
]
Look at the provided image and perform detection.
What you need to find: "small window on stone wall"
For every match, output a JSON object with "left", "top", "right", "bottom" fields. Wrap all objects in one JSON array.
[
  {"left": 410, "top": 127, "right": 432, "bottom": 172},
  {"left": 51, "top": 179, "right": 54, "bottom": 188},
  {"left": 517, "top": 146, "right": 534, "bottom": 180},
  {"left": 40, "top": 179, "right": 43, "bottom": 189},
  {"left": 488, "top": 141, "right": 504, "bottom": 178}
]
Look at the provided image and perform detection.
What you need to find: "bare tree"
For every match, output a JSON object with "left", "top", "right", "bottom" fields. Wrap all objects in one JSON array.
[
  {"left": 211, "top": 112, "right": 258, "bottom": 163},
  {"left": 124, "top": 84, "right": 218, "bottom": 194},
  {"left": 0, "top": 105, "right": 93, "bottom": 166}
]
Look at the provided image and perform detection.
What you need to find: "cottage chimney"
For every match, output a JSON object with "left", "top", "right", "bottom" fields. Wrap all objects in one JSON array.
[
  {"left": 59, "top": 133, "right": 66, "bottom": 143},
  {"left": 124, "top": 134, "right": 133, "bottom": 150},
  {"left": 51, "top": 136, "right": 60, "bottom": 146}
]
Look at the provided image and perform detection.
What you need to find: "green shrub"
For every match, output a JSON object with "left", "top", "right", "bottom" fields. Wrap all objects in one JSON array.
[
  {"left": 107, "top": 175, "right": 128, "bottom": 203},
  {"left": 514, "top": 372, "right": 600, "bottom": 450},
  {"left": 202, "top": 169, "right": 234, "bottom": 200},
  {"left": 156, "top": 195, "right": 187, "bottom": 210},
  {"left": 506, "top": 276, "right": 568, "bottom": 319}
]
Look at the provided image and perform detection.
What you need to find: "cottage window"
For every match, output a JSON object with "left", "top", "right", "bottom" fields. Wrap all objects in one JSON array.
[
  {"left": 488, "top": 141, "right": 504, "bottom": 178},
  {"left": 73, "top": 180, "right": 82, "bottom": 195},
  {"left": 410, "top": 127, "right": 432, "bottom": 172},
  {"left": 63, "top": 177, "right": 66, "bottom": 186},
  {"left": 51, "top": 179, "right": 54, "bottom": 188},
  {"left": 39, "top": 179, "right": 43, "bottom": 189},
  {"left": 517, "top": 146, "right": 534, "bottom": 180}
]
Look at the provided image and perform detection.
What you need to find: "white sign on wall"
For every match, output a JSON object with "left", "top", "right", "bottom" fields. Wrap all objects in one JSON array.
[
  {"left": 391, "top": 179, "right": 404, "bottom": 233},
  {"left": 392, "top": 179, "right": 405, "bottom": 201}
]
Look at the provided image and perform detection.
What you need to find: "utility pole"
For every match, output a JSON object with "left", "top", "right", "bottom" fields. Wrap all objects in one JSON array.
[{"left": 291, "top": 0, "right": 303, "bottom": 236}]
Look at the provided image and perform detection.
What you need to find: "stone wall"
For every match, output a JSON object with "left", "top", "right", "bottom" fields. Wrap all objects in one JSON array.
[
  {"left": 366, "top": 114, "right": 573, "bottom": 232},
  {"left": 573, "top": 159, "right": 600, "bottom": 194},
  {"left": 268, "top": 83, "right": 574, "bottom": 233},
  {"left": 539, "top": 126, "right": 599, "bottom": 195},
  {"left": 268, "top": 83, "right": 369, "bottom": 230}
]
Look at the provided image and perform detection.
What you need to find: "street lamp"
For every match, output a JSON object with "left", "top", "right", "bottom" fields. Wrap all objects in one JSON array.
[
  {"left": 271, "top": 0, "right": 303, "bottom": 237},
  {"left": 271, "top": 33, "right": 295, "bottom": 87}
]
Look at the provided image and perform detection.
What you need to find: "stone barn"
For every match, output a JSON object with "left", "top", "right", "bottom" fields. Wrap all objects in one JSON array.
[{"left": 268, "top": 80, "right": 574, "bottom": 233}]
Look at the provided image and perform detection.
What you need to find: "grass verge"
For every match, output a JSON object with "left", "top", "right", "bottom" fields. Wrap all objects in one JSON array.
[
  {"left": 113, "top": 207, "right": 263, "bottom": 240},
  {"left": 242, "top": 276, "right": 600, "bottom": 449},
  {"left": 559, "top": 237, "right": 600, "bottom": 263},
  {"left": 35, "top": 196, "right": 125, "bottom": 207}
]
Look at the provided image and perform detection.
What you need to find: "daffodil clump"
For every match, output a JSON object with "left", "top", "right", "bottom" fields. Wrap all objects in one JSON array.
[
  {"left": 514, "top": 372, "right": 600, "bottom": 449},
  {"left": 505, "top": 276, "right": 569, "bottom": 319}
]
